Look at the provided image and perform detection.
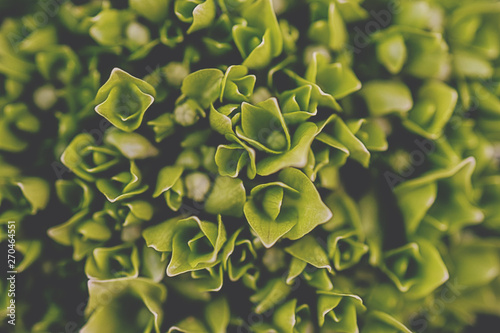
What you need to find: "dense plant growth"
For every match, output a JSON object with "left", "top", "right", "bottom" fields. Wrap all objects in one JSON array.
[{"left": 1, "top": 0, "right": 500, "bottom": 332}]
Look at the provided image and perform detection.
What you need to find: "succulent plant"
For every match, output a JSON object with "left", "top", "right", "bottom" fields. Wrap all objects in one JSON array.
[{"left": 1, "top": 0, "right": 500, "bottom": 332}]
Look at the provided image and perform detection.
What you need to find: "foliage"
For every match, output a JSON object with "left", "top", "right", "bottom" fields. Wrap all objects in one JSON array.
[{"left": 1, "top": 0, "right": 500, "bottom": 332}]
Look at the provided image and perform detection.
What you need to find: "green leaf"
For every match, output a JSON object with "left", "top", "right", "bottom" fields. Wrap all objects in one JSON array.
[
  {"left": 306, "top": 52, "right": 361, "bottom": 100},
  {"left": 328, "top": 230, "right": 369, "bottom": 271},
  {"left": 82, "top": 278, "right": 166, "bottom": 333},
  {"left": 167, "top": 177, "right": 185, "bottom": 211},
  {"left": 47, "top": 210, "right": 87, "bottom": 247},
  {"left": 159, "top": 20, "right": 184, "bottom": 47},
  {"left": 382, "top": 239, "right": 449, "bottom": 299},
  {"left": 167, "top": 215, "right": 227, "bottom": 276},
  {"left": 244, "top": 168, "right": 332, "bottom": 247},
  {"left": 96, "top": 161, "right": 149, "bottom": 202},
  {"left": 148, "top": 113, "right": 176, "bottom": 142},
  {"left": 400, "top": 27, "right": 450, "bottom": 79},
  {"left": 317, "top": 291, "right": 365, "bottom": 332},
  {"left": 209, "top": 104, "right": 239, "bottom": 136},
  {"left": 470, "top": 81, "right": 500, "bottom": 116},
  {"left": 481, "top": 176, "right": 500, "bottom": 230},
  {"left": 222, "top": 229, "right": 258, "bottom": 282},
  {"left": 130, "top": 0, "right": 170, "bottom": 23},
  {"left": 205, "top": 297, "right": 230, "bottom": 333},
  {"left": 354, "top": 119, "right": 388, "bottom": 152},
  {"left": 55, "top": 179, "right": 93, "bottom": 212},
  {"left": 14, "top": 177, "right": 50, "bottom": 214},
  {"left": 375, "top": 32, "right": 407, "bottom": 74},
  {"left": 308, "top": 1, "right": 347, "bottom": 51},
  {"left": 451, "top": 243, "right": 500, "bottom": 288},
  {"left": 104, "top": 128, "right": 159, "bottom": 159},
  {"left": 95, "top": 68, "right": 156, "bottom": 132},
  {"left": 181, "top": 68, "right": 224, "bottom": 108},
  {"left": 393, "top": 0, "right": 438, "bottom": 30},
  {"left": 244, "top": 182, "right": 297, "bottom": 248},
  {"left": 16, "top": 25, "right": 58, "bottom": 53},
  {"left": 250, "top": 278, "right": 291, "bottom": 314},
  {"left": 0, "top": 157, "right": 20, "bottom": 178},
  {"left": 362, "top": 311, "right": 413, "bottom": 333},
  {"left": 281, "top": 168, "right": 333, "bottom": 239},
  {"left": 183, "top": 130, "right": 213, "bottom": 150},
  {"left": 15, "top": 240, "right": 42, "bottom": 273},
  {"left": 58, "top": 1, "right": 101, "bottom": 34},
  {"left": 201, "top": 14, "right": 233, "bottom": 56},
  {"left": 89, "top": 9, "right": 134, "bottom": 46},
  {"left": 364, "top": 284, "right": 402, "bottom": 315},
  {"left": 303, "top": 268, "right": 334, "bottom": 291},
  {"left": 280, "top": 19, "right": 299, "bottom": 54},
  {"left": 286, "top": 257, "right": 308, "bottom": 284},
  {"left": 279, "top": 85, "right": 318, "bottom": 125},
  {"left": 124, "top": 23, "right": 154, "bottom": 55},
  {"left": 360, "top": 80, "right": 413, "bottom": 116},
  {"left": 35, "top": 45, "right": 81, "bottom": 84},
  {"left": 272, "top": 299, "right": 297, "bottom": 333},
  {"left": 169, "top": 264, "right": 224, "bottom": 297},
  {"left": 256, "top": 122, "right": 318, "bottom": 176},
  {"left": 220, "top": 65, "right": 256, "bottom": 103},
  {"left": 0, "top": 103, "right": 40, "bottom": 152},
  {"left": 143, "top": 216, "right": 182, "bottom": 253},
  {"left": 48, "top": 210, "right": 112, "bottom": 261},
  {"left": 175, "top": 0, "right": 217, "bottom": 34},
  {"left": 454, "top": 49, "right": 493, "bottom": 79},
  {"left": 285, "top": 235, "right": 332, "bottom": 271},
  {"left": 394, "top": 157, "right": 484, "bottom": 236},
  {"left": 316, "top": 115, "right": 371, "bottom": 168},
  {"left": 232, "top": 0, "right": 282, "bottom": 69},
  {"left": 61, "top": 133, "right": 121, "bottom": 182},
  {"left": 215, "top": 135, "right": 257, "bottom": 179},
  {"left": 153, "top": 165, "right": 185, "bottom": 197},
  {"left": 168, "top": 317, "right": 209, "bottom": 333},
  {"left": 121, "top": 200, "right": 154, "bottom": 226},
  {"left": 85, "top": 243, "right": 140, "bottom": 279},
  {"left": 262, "top": 186, "right": 284, "bottom": 221},
  {"left": 204, "top": 176, "right": 246, "bottom": 217},
  {"left": 141, "top": 246, "right": 168, "bottom": 282},
  {"left": 236, "top": 98, "right": 291, "bottom": 154},
  {"left": 284, "top": 52, "right": 359, "bottom": 110},
  {"left": 404, "top": 80, "right": 458, "bottom": 139}
]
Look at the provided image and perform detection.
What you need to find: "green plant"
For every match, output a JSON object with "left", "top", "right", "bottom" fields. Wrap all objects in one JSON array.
[{"left": 1, "top": 0, "right": 500, "bottom": 332}]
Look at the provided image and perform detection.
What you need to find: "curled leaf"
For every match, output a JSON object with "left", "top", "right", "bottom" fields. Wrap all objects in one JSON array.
[
  {"left": 95, "top": 68, "right": 156, "bottom": 132},
  {"left": 244, "top": 168, "right": 332, "bottom": 247},
  {"left": 381, "top": 239, "right": 449, "bottom": 299}
]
